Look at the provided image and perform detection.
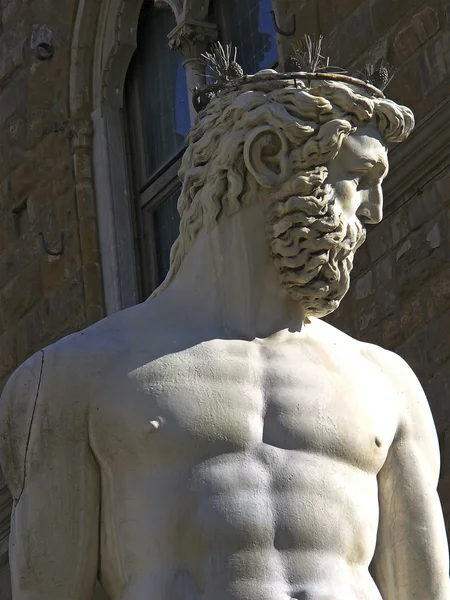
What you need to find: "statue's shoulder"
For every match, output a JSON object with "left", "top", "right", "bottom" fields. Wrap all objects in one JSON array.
[
  {"left": 311, "top": 317, "right": 415, "bottom": 382},
  {"left": 0, "top": 350, "right": 44, "bottom": 499},
  {"left": 0, "top": 306, "right": 142, "bottom": 499}
]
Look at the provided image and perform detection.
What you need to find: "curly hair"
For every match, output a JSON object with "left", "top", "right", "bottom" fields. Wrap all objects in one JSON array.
[{"left": 151, "top": 76, "right": 414, "bottom": 298}]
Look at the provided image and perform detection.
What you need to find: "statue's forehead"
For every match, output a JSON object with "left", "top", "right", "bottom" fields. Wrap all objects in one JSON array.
[{"left": 342, "top": 125, "right": 389, "bottom": 167}]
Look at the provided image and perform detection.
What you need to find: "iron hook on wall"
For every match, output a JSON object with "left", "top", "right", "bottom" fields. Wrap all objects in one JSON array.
[
  {"left": 270, "top": 10, "right": 296, "bottom": 37},
  {"left": 39, "top": 232, "right": 65, "bottom": 257}
]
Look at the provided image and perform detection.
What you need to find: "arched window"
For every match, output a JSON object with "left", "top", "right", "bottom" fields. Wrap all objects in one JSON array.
[
  {"left": 126, "top": 2, "right": 189, "bottom": 298},
  {"left": 125, "top": 0, "right": 277, "bottom": 299}
]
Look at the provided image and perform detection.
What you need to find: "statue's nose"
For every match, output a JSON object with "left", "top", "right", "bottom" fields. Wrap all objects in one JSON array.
[{"left": 356, "top": 185, "right": 383, "bottom": 225}]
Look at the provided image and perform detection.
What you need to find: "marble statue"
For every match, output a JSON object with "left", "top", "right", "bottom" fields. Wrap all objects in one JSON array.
[{"left": 1, "top": 71, "right": 449, "bottom": 600}]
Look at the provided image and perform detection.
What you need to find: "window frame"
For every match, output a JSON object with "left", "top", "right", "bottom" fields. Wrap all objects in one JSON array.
[
  {"left": 125, "top": 0, "right": 278, "bottom": 301},
  {"left": 124, "top": 3, "right": 187, "bottom": 300}
]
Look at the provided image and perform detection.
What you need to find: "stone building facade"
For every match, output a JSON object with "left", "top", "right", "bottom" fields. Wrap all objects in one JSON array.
[{"left": 0, "top": 0, "right": 450, "bottom": 596}]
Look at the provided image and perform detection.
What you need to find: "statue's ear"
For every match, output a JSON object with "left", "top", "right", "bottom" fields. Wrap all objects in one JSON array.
[{"left": 244, "top": 126, "right": 291, "bottom": 189}]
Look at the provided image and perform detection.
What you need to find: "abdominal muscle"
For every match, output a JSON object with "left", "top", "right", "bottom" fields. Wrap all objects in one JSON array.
[{"left": 115, "top": 446, "right": 383, "bottom": 600}]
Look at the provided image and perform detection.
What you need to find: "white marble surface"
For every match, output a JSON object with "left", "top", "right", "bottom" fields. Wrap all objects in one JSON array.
[{"left": 1, "top": 78, "right": 448, "bottom": 600}]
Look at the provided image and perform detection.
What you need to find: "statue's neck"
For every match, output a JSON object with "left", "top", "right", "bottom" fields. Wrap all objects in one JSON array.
[{"left": 162, "top": 201, "right": 305, "bottom": 340}]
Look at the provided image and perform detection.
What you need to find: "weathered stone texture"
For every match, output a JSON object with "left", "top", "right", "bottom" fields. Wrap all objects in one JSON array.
[{"left": 0, "top": 0, "right": 105, "bottom": 593}]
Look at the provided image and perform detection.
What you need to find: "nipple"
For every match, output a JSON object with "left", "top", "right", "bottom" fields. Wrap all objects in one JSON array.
[{"left": 147, "top": 417, "right": 165, "bottom": 433}]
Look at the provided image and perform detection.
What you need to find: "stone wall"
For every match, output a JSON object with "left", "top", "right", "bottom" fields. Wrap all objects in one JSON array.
[{"left": 0, "top": 0, "right": 104, "bottom": 591}]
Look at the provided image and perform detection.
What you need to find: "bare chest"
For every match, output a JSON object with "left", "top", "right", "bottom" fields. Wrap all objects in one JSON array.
[{"left": 88, "top": 339, "right": 398, "bottom": 474}]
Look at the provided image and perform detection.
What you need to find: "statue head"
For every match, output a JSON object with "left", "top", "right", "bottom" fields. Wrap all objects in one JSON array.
[{"left": 154, "top": 72, "right": 414, "bottom": 317}]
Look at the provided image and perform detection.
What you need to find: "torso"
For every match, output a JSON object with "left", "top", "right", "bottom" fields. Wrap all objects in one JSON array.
[{"left": 84, "top": 316, "right": 399, "bottom": 600}]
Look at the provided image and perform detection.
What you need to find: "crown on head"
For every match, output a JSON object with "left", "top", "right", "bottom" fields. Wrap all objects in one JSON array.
[{"left": 193, "top": 38, "right": 395, "bottom": 113}]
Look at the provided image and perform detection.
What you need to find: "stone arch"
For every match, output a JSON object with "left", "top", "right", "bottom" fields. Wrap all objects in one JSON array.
[
  {"left": 71, "top": 0, "right": 185, "bottom": 116},
  {"left": 70, "top": 0, "right": 213, "bottom": 313},
  {"left": 69, "top": 0, "right": 183, "bottom": 313}
]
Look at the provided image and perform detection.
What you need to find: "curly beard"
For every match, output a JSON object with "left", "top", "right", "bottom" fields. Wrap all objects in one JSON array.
[{"left": 268, "top": 179, "right": 366, "bottom": 318}]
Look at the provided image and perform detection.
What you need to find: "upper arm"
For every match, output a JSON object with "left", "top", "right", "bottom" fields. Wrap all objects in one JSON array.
[
  {"left": 371, "top": 353, "right": 450, "bottom": 600},
  {"left": 0, "top": 347, "right": 100, "bottom": 600},
  {"left": 0, "top": 351, "right": 44, "bottom": 501}
]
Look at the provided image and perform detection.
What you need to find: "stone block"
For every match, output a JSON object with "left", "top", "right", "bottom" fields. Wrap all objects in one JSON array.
[
  {"left": 74, "top": 152, "right": 92, "bottom": 182},
  {"left": 28, "top": 115, "right": 57, "bottom": 150},
  {"left": 39, "top": 270, "right": 85, "bottom": 335},
  {"left": 398, "top": 288, "right": 428, "bottom": 341},
  {"left": 7, "top": 117, "right": 28, "bottom": 150},
  {"left": 0, "top": 564, "right": 11, "bottom": 600},
  {"left": 0, "top": 261, "right": 42, "bottom": 326},
  {"left": 0, "top": 329, "right": 17, "bottom": 383},
  {"left": 396, "top": 333, "right": 426, "bottom": 381},
  {"left": 0, "top": 127, "right": 25, "bottom": 187},
  {"left": 386, "top": 53, "right": 423, "bottom": 111},
  {"left": 366, "top": 218, "right": 393, "bottom": 264},
  {"left": 0, "top": 229, "right": 41, "bottom": 291},
  {"left": 288, "top": 0, "right": 320, "bottom": 39},
  {"left": 1, "top": 0, "right": 32, "bottom": 27},
  {"left": 420, "top": 30, "right": 450, "bottom": 97},
  {"left": 47, "top": 163, "right": 75, "bottom": 200},
  {"left": 426, "top": 268, "right": 450, "bottom": 321},
  {"left": 434, "top": 166, "right": 450, "bottom": 206},
  {"left": 374, "top": 254, "right": 396, "bottom": 317},
  {"left": 0, "top": 178, "right": 12, "bottom": 217},
  {"left": 27, "top": 52, "right": 71, "bottom": 119},
  {"left": 355, "top": 269, "right": 375, "bottom": 302},
  {"left": 41, "top": 228, "right": 82, "bottom": 297},
  {"left": 393, "top": 5, "right": 441, "bottom": 62},
  {"left": 351, "top": 242, "right": 370, "bottom": 281},
  {"left": 407, "top": 185, "right": 443, "bottom": 233},
  {"left": 379, "top": 312, "right": 403, "bottom": 350},
  {"left": 425, "top": 363, "right": 450, "bottom": 436},
  {"left": 26, "top": 184, "right": 52, "bottom": 224},
  {"left": 0, "top": 70, "right": 27, "bottom": 125},
  {"left": 14, "top": 306, "right": 44, "bottom": 365},
  {"left": 327, "top": 3, "right": 373, "bottom": 67},
  {"left": 419, "top": 311, "right": 450, "bottom": 379},
  {"left": 317, "top": 0, "right": 335, "bottom": 36},
  {"left": 39, "top": 132, "right": 71, "bottom": 164},
  {"left": 75, "top": 182, "right": 96, "bottom": 220},
  {"left": 0, "top": 212, "right": 17, "bottom": 255},
  {"left": 371, "top": 0, "right": 423, "bottom": 38},
  {"left": 56, "top": 189, "right": 78, "bottom": 230},
  {"left": 79, "top": 217, "right": 100, "bottom": 264},
  {"left": 10, "top": 156, "right": 37, "bottom": 202},
  {"left": 355, "top": 290, "right": 377, "bottom": 333},
  {"left": 394, "top": 213, "right": 448, "bottom": 299},
  {"left": 390, "top": 206, "right": 409, "bottom": 247},
  {"left": 0, "top": 40, "right": 24, "bottom": 85},
  {"left": 83, "top": 262, "right": 104, "bottom": 308},
  {"left": 332, "top": 0, "right": 361, "bottom": 21}
]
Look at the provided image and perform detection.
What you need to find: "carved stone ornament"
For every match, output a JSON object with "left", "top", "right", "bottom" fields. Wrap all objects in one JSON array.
[
  {"left": 1, "top": 70, "right": 450, "bottom": 600},
  {"left": 168, "top": 19, "right": 218, "bottom": 59}
]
